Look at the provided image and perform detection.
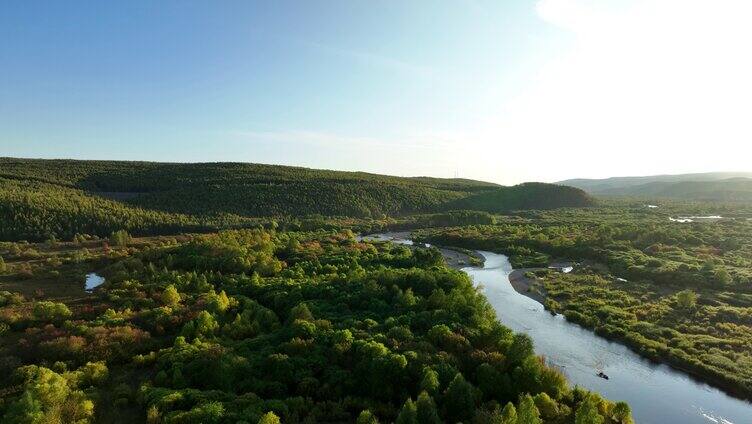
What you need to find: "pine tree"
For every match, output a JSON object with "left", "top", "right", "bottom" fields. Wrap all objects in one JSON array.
[
  {"left": 416, "top": 391, "right": 441, "bottom": 424},
  {"left": 213, "top": 290, "right": 230, "bottom": 312},
  {"left": 444, "top": 373, "right": 476, "bottom": 423},
  {"left": 420, "top": 367, "right": 440, "bottom": 394},
  {"left": 195, "top": 311, "right": 219, "bottom": 337},
  {"left": 501, "top": 402, "right": 517, "bottom": 424},
  {"left": 517, "top": 394, "right": 542, "bottom": 424},
  {"left": 396, "top": 398, "right": 418, "bottom": 424}
]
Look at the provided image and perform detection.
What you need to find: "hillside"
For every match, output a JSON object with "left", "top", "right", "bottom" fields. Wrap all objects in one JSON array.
[
  {"left": 559, "top": 172, "right": 752, "bottom": 197},
  {"left": 0, "top": 158, "right": 591, "bottom": 241},
  {"left": 442, "top": 182, "right": 594, "bottom": 213},
  {"left": 593, "top": 178, "right": 752, "bottom": 201}
]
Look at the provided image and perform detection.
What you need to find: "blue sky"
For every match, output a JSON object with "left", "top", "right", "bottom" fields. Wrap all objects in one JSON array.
[{"left": 2, "top": 1, "right": 750, "bottom": 183}]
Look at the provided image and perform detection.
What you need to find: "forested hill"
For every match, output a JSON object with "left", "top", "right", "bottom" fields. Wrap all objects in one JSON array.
[
  {"left": 0, "top": 158, "right": 591, "bottom": 241},
  {"left": 592, "top": 178, "right": 752, "bottom": 202},
  {"left": 0, "top": 157, "right": 497, "bottom": 218},
  {"left": 441, "top": 183, "right": 593, "bottom": 213}
]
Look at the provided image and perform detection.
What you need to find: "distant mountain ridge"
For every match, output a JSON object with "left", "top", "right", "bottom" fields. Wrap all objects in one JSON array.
[{"left": 558, "top": 172, "right": 752, "bottom": 201}]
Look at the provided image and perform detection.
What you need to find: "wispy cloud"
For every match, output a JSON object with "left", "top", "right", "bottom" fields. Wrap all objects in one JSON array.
[{"left": 301, "top": 40, "right": 437, "bottom": 80}]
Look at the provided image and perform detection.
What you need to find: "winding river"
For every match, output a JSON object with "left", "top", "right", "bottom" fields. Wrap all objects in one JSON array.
[{"left": 371, "top": 234, "right": 751, "bottom": 424}]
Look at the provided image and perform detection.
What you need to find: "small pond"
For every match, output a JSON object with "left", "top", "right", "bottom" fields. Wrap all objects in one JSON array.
[{"left": 85, "top": 273, "right": 105, "bottom": 293}]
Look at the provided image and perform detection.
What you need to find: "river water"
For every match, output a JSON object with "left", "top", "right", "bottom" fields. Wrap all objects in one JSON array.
[{"left": 371, "top": 234, "right": 751, "bottom": 424}]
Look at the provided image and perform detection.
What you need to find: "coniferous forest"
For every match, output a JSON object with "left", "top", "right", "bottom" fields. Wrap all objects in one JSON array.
[{"left": 0, "top": 158, "right": 591, "bottom": 242}]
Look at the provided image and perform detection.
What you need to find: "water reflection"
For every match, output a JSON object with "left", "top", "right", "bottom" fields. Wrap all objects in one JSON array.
[
  {"left": 85, "top": 273, "right": 105, "bottom": 293},
  {"left": 365, "top": 233, "right": 751, "bottom": 424}
]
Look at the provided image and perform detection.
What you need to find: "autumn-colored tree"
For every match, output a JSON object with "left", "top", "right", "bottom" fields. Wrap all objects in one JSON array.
[
  {"left": 33, "top": 301, "right": 72, "bottom": 322},
  {"left": 258, "top": 411, "right": 281, "bottom": 424},
  {"left": 162, "top": 284, "right": 181, "bottom": 307},
  {"left": 2, "top": 366, "right": 95, "bottom": 423}
]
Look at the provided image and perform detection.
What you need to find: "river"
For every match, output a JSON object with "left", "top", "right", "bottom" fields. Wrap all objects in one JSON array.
[{"left": 370, "top": 233, "right": 751, "bottom": 424}]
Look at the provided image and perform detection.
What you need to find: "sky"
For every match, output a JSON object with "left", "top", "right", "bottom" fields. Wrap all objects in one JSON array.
[{"left": 1, "top": 0, "right": 751, "bottom": 184}]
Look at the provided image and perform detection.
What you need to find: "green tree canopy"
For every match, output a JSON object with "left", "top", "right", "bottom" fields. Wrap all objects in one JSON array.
[
  {"left": 676, "top": 289, "right": 697, "bottom": 310},
  {"left": 517, "top": 394, "right": 542, "bottom": 424},
  {"left": 257, "top": 411, "right": 281, "bottom": 424},
  {"left": 501, "top": 402, "right": 517, "bottom": 424},
  {"left": 162, "top": 284, "right": 181, "bottom": 307},
  {"left": 444, "top": 373, "right": 477, "bottom": 422},
  {"left": 395, "top": 398, "right": 417, "bottom": 424},
  {"left": 575, "top": 395, "right": 605, "bottom": 424},
  {"left": 420, "top": 367, "right": 440, "bottom": 395},
  {"left": 415, "top": 392, "right": 441, "bottom": 424},
  {"left": 356, "top": 410, "right": 379, "bottom": 424}
]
